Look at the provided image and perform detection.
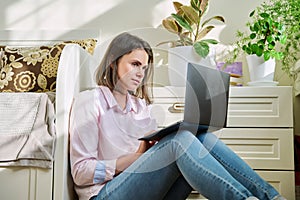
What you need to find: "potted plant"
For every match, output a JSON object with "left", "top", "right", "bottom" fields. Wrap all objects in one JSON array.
[
  {"left": 258, "top": 0, "right": 300, "bottom": 81},
  {"left": 228, "top": 6, "right": 286, "bottom": 84},
  {"left": 258, "top": 0, "right": 300, "bottom": 95},
  {"left": 159, "top": 0, "right": 225, "bottom": 58},
  {"left": 158, "top": 0, "right": 225, "bottom": 86}
]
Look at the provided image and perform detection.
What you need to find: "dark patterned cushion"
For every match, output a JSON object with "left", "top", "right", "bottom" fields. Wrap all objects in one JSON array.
[{"left": 0, "top": 39, "right": 97, "bottom": 92}]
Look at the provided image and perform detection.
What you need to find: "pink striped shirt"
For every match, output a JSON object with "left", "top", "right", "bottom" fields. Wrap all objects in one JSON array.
[{"left": 69, "top": 86, "right": 157, "bottom": 200}]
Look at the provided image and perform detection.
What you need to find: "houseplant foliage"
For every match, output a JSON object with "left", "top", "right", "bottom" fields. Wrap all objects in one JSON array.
[
  {"left": 158, "top": 0, "right": 225, "bottom": 58},
  {"left": 259, "top": 0, "right": 300, "bottom": 79},
  {"left": 229, "top": 0, "right": 299, "bottom": 79},
  {"left": 229, "top": 8, "right": 286, "bottom": 63}
]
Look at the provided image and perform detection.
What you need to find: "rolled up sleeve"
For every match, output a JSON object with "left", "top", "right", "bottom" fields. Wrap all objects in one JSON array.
[{"left": 94, "top": 159, "right": 116, "bottom": 183}]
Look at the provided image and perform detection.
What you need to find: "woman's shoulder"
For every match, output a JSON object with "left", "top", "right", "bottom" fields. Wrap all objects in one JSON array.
[
  {"left": 72, "top": 87, "right": 109, "bottom": 112},
  {"left": 73, "top": 87, "right": 107, "bottom": 108},
  {"left": 74, "top": 87, "right": 99, "bottom": 100}
]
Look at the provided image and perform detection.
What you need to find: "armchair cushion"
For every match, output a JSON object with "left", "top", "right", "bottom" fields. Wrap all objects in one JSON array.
[{"left": 0, "top": 39, "right": 97, "bottom": 92}]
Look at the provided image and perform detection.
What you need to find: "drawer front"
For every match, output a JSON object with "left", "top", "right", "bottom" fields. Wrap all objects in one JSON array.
[
  {"left": 216, "top": 128, "right": 294, "bottom": 170},
  {"left": 151, "top": 103, "right": 184, "bottom": 127},
  {"left": 152, "top": 86, "right": 185, "bottom": 127},
  {"left": 227, "top": 86, "right": 293, "bottom": 127},
  {"left": 152, "top": 86, "right": 293, "bottom": 128},
  {"left": 187, "top": 171, "right": 295, "bottom": 200},
  {"left": 0, "top": 167, "right": 53, "bottom": 200},
  {"left": 256, "top": 171, "right": 295, "bottom": 200}
]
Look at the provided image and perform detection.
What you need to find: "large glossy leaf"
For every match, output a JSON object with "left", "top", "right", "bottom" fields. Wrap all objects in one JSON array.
[
  {"left": 199, "top": 0, "right": 209, "bottom": 15},
  {"left": 202, "top": 16, "right": 225, "bottom": 27},
  {"left": 190, "top": 0, "right": 199, "bottom": 11},
  {"left": 181, "top": 6, "right": 198, "bottom": 24},
  {"left": 196, "top": 25, "right": 214, "bottom": 40},
  {"left": 171, "top": 13, "right": 193, "bottom": 32},
  {"left": 162, "top": 18, "right": 180, "bottom": 34},
  {"left": 173, "top": 2, "right": 183, "bottom": 13}
]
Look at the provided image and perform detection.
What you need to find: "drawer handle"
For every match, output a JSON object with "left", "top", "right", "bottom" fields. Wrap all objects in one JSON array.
[{"left": 168, "top": 102, "right": 185, "bottom": 113}]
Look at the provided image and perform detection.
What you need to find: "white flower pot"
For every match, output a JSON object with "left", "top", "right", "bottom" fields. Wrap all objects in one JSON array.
[
  {"left": 168, "top": 46, "right": 216, "bottom": 87},
  {"left": 246, "top": 54, "right": 276, "bottom": 84}
]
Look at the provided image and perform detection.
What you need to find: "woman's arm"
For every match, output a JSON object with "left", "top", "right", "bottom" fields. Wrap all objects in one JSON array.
[
  {"left": 70, "top": 90, "right": 116, "bottom": 186},
  {"left": 115, "top": 139, "right": 156, "bottom": 175}
]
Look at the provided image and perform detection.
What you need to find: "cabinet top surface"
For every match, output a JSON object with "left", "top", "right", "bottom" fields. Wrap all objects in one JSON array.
[{"left": 153, "top": 86, "right": 293, "bottom": 97}]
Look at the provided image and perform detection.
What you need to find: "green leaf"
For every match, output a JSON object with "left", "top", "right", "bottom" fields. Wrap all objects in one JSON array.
[
  {"left": 245, "top": 47, "right": 252, "bottom": 55},
  {"left": 250, "top": 33, "right": 256, "bottom": 39},
  {"left": 268, "top": 41, "right": 275, "bottom": 50},
  {"left": 171, "top": 13, "right": 193, "bottom": 32},
  {"left": 190, "top": 0, "right": 199, "bottom": 11},
  {"left": 201, "top": 39, "right": 219, "bottom": 44},
  {"left": 202, "top": 15, "right": 225, "bottom": 27},
  {"left": 266, "top": 35, "right": 273, "bottom": 43},
  {"left": 193, "top": 41, "right": 209, "bottom": 58},
  {"left": 181, "top": 6, "right": 199, "bottom": 24},
  {"left": 260, "top": 12, "right": 270, "bottom": 19},
  {"left": 255, "top": 48, "right": 263, "bottom": 57},
  {"left": 162, "top": 18, "right": 180, "bottom": 34},
  {"left": 196, "top": 25, "right": 214, "bottom": 40},
  {"left": 264, "top": 51, "right": 271, "bottom": 61},
  {"left": 199, "top": 0, "right": 209, "bottom": 15},
  {"left": 173, "top": 2, "right": 183, "bottom": 13},
  {"left": 275, "top": 52, "right": 284, "bottom": 60}
]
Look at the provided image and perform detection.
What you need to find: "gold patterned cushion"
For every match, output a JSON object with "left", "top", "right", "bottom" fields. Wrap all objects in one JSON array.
[{"left": 0, "top": 39, "right": 97, "bottom": 92}]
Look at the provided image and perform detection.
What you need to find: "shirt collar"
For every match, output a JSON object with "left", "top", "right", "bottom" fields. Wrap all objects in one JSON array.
[
  {"left": 100, "top": 86, "right": 138, "bottom": 113},
  {"left": 126, "top": 94, "right": 137, "bottom": 113}
]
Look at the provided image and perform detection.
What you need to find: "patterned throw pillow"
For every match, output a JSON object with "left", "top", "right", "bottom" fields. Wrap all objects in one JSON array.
[{"left": 0, "top": 39, "right": 97, "bottom": 92}]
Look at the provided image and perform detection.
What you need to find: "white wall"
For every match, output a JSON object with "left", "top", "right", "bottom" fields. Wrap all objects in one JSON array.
[
  {"left": 0, "top": 0, "right": 263, "bottom": 42},
  {"left": 0, "top": 0, "right": 266, "bottom": 80},
  {"left": 1, "top": 0, "right": 298, "bottom": 133}
]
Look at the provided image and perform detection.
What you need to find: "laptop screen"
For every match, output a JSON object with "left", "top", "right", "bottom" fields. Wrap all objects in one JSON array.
[{"left": 184, "top": 63, "right": 230, "bottom": 130}]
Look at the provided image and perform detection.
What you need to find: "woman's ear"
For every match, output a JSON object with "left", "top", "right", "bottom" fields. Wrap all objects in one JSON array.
[{"left": 108, "top": 54, "right": 115, "bottom": 68}]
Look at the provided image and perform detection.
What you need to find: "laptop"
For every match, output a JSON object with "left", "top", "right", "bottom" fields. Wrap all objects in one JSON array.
[{"left": 139, "top": 62, "right": 230, "bottom": 141}]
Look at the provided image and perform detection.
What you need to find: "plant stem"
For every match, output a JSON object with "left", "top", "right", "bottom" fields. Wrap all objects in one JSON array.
[{"left": 193, "top": 10, "right": 201, "bottom": 43}]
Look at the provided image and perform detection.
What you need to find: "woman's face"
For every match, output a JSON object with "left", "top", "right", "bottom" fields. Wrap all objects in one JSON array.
[{"left": 116, "top": 49, "right": 149, "bottom": 92}]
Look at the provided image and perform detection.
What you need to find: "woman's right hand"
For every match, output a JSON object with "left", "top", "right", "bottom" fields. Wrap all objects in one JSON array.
[
  {"left": 136, "top": 140, "right": 156, "bottom": 154},
  {"left": 116, "top": 130, "right": 157, "bottom": 175},
  {"left": 116, "top": 139, "right": 155, "bottom": 175},
  {"left": 136, "top": 130, "right": 157, "bottom": 153}
]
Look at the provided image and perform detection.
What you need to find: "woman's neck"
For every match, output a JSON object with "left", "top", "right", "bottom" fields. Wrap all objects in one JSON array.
[
  {"left": 113, "top": 87, "right": 128, "bottom": 95},
  {"left": 112, "top": 89, "right": 128, "bottom": 110}
]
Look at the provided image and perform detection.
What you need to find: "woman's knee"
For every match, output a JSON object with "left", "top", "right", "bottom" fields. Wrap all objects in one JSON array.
[
  {"left": 171, "top": 130, "right": 198, "bottom": 148},
  {"left": 196, "top": 132, "right": 218, "bottom": 142},
  {"left": 174, "top": 130, "right": 195, "bottom": 140},
  {"left": 196, "top": 132, "right": 224, "bottom": 152}
]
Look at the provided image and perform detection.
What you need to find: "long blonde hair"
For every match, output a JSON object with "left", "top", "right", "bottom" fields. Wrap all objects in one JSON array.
[{"left": 95, "top": 32, "right": 154, "bottom": 104}]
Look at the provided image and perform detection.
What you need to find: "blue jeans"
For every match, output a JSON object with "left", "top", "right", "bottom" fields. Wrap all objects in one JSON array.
[{"left": 92, "top": 131, "right": 279, "bottom": 200}]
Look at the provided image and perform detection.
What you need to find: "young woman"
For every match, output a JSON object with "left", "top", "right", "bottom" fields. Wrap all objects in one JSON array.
[{"left": 69, "top": 32, "right": 286, "bottom": 200}]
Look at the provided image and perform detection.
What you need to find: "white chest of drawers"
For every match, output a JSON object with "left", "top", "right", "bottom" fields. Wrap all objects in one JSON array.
[{"left": 151, "top": 86, "right": 295, "bottom": 200}]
